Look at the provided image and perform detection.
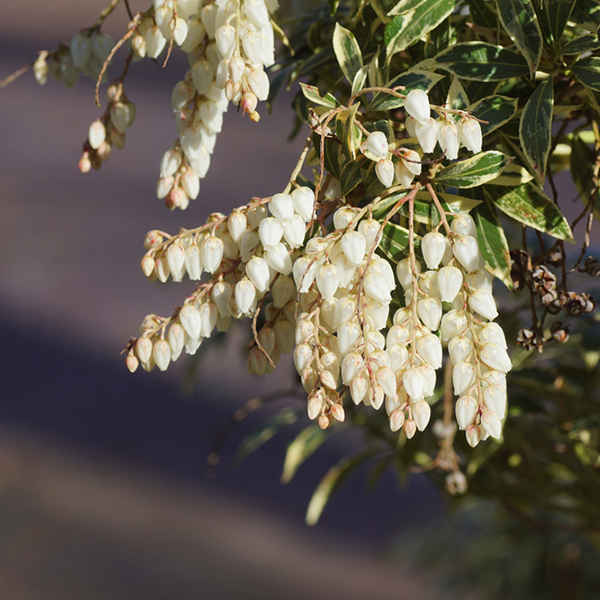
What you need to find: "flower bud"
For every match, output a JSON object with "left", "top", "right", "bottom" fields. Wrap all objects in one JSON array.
[
  {"left": 452, "top": 362, "right": 476, "bottom": 396},
  {"left": 412, "top": 400, "right": 431, "bottom": 431},
  {"left": 258, "top": 217, "right": 283, "bottom": 249},
  {"left": 166, "top": 243, "right": 186, "bottom": 281},
  {"left": 389, "top": 409, "right": 405, "bottom": 432},
  {"left": 242, "top": 31, "right": 264, "bottom": 64},
  {"left": 448, "top": 335, "right": 473, "bottom": 364},
  {"left": 33, "top": 52, "right": 49, "bottom": 85},
  {"left": 350, "top": 374, "right": 369, "bottom": 404},
  {"left": 340, "top": 231, "right": 366, "bottom": 265},
  {"left": 480, "top": 343, "right": 512, "bottom": 373},
  {"left": 465, "top": 424, "right": 480, "bottom": 447},
  {"left": 375, "top": 158, "right": 394, "bottom": 188},
  {"left": 458, "top": 118, "right": 482, "bottom": 154},
  {"left": 136, "top": 337, "right": 153, "bottom": 363},
  {"left": 318, "top": 414, "right": 330, "bottom": 430},
  {"left": 451, "top": 214, "right": 478, "bottom": 238},
  {"left": 417, "top": 297, "right": 442, "bottom": 331},
  {"left": 126, "top": 353, "right": 139, "bottom": 373},
  {"left": 415, "top": 117, "right": 439, "bottom": 153},
  {"left": 302, "top": 368, "right": 318, "bottom": 394},
  {"left": 437, "top": 266, "right": 463, "bottom": 302},
  {"left": 416, "top": 333, "right": 443, "bottom": 369},
  {"left": 421, "top": 232, "right": 447, "bottom": 270},
  {"left": 307, "top": 390, "right": 324, "bottom": 419},
  {"left": 316, "top": 264, "right": 340, "bottom": 300},
  {"left": 483, "top": 384, "right": 507, "bottom": 419},
  {"left": 404, "top": 89, "right": 430, "bottom": 123},
  {"left": 365, "top": 131, "right": 389, "bottom": 160},
  {"left": 468, "top": 289, "right": 498, "bottom": 321},
  {"left": 455, "top": 395, "right": 478, "bottom": 430},
  {"left": 272, "top": 275, "right": 295, "bottom": 308},
  {"left": 246, "top": 256, "right": 271, "bottom": 293},
  {"left": 216, "top": 25, "right": 236, "bottom": 58},
  {"left": 269, "top": 193, "right": 294, "bottom": 223},
  {"left": 403, "top": 367, "right": 425, "bottom": 401},
  {"left": 478, "top": 322, "right": 507, "bottom": 348},
  {"left": 155, "top": 254, "right": 170, "bottom": 282},
  {"left": 228, "top": 210, "right": 247, "bottom": 243},
  {"left": 358, "top": 218, "right": 380, "bottom": 249},
  {"left": 293, "top": 343, "right": 313, "bottom": 373},
  {"left": 266, "top": 243, "right": 292, "bottom": 275},
  {"left": 293, "top": 256, "right": 317, "bottom": 292},
  {"left": 364, "top": 272, "right": 392, "bottom": 304},
  {"left": 247, "top": 67, "right": 270, "bottom": 101},
  {"left": 168, "top": 323, "right": 185, "bottom": 361},
  {"left": 440, "top": 309, "right": 468, "bottom": 340},
  {"left": 291, "top": 187, "right": 315, "bottom": 222},
  {"left": 88, "top": 120, "right": 106, "bottom": 150},
  {"left": 235, "top": 278, "right": 257, "bottom": 314},
  {"left": 403, "top": 419, "right": 417, "bottom": 439},
  {"left": 377, "top": 366, "right": 397, "bottom": 397},
  {"left": 342, "top": 352, "right": 364, "bottom": 385},
  {"left": 179, "top": 304, "right": 202, "bottom": 340},
  {"left": 396, "top": 257, "right": 419, "bottom": 289},
  {"left": 481, "top": 409, "right": 502, "bottom": 439},
  {"left": 395, "top": 162, "right": 415, "bottom": 187},
  {"left": 70, "top": 33, "right": 93, "bottom": 68},
  {"left": 466, "top": 269, "right": 493, "bottom": 293},
  {"left": 438, "top": 121, "right": 460, "bottom": 160},
  {"left": 153, "top": 339, "right": 171, "bottom": 371},
  {"left": 453, "top": 235, "right": 482, "bottom": 272},
  {"left": 244, "top": 0, "right": 270, "bottom": 27},
  {"left": 320, "top": 369, "right": 338, "bottom": 390}
]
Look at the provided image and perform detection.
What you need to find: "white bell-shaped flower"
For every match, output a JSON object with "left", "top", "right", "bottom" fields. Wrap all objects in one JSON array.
[
  {"left": 70, "top": 33, "right": 93, "bottom": 68},
  {"left": 212, "top": 281, "right": 233, "bottom": 317},
  {"left": 240, "top": 230, "right": 260, "bottom": 263},
  {"left": 403, "top": 367, "right": 425, "bottom": 401},
  {"left": 244, "top": 0, "right": 270, "bottom": 27},
  {"left": 396, "top": 257, "right": 420, "bottom": 289},
  {"left": 228, "top": 210, "right": 247, "bottom": 243},
  {"left": 376, "top": 158, "right": 394, "bottom": 188},
  {"left": 333, "top": 207, "right": 357, "bottom": 230},
  {"left": 465, "top": 424, "right": 480, "bottom": 447},
  {"left": 216, "top": 25, "right": 236, "bottom": 58},
  {"left": 440, "top": 309, "right": 468, "bottom": 340},
  {"left": 266, "top": 243, "right": 293, "bottom": 275},
  {"left": 417, "top": 297, "right": 442, "bottom": 330},
  {"left": 168, "top": 323, "right": 185, "bottom": 361},
  {"left": 153, "top": 340, "right": 171, "bottom": 371},
  {"left": 448, "top": 335, "right": 473, "bottom": 364},
  {"left": 358, "top": 218, "right": 380, "bottom": 249},
  {"left": 166, "top": 243, "right": 186, "bottom": 282},
  {"left": 181, "top": 170, "right": 200, "bottom": 200},
  {"left": 365, "top": 131, "right": 389, "bottom": 160},
  {"left": 420, "top": 270, "right": 441, "bottom": 298},
  {"left": 455, "top": 395, "right": 478, "bottom": 430},
  {"left": 136, "top": 337, "right": 153, "bottom": 364},
  {"left": 88, "top": 120, "right": 106, "bottom": 150},
  {"left": 180, "top": 18, "right": 206, "bottom": 53},
  {"left": 341, "top": 231, "right": 366, "bottom": 265},
  {"left": 404, "top": 89, "right": 430, "bottom": 123},
  {"left": 191, "top": 59, "right": 214, "bottom": 95},
  {"left": 483, "top": 384, "right": 507, "bottom": 419},
  {"left": 242, "top": 31, "right": 264, "bottom": 64},
  {"left": 371, "top": 258, "right": 395, "bottom": 290},
  {"left": 293, "top": 256, "right": 318, "bottom": 293},
  {"left": 453, "top": 235, "right": 482, "bottom": 272},
  {"left": 421, "top": 364, "right": 436, "bottom": 397},
  {"left": 201, "top": 236, "right": 224, "bottom": 274},
  {"left": 421, "top": 232, "right": 447, "bottom": 270},
  {"left": 412, "top": 400, "right": 431, "bottom": 431},
  {"left": 453, "top": 361, "right": 476, "bottom": 396},
  {"left": 415, "top": 117, "right": 439, "bottom": 153},
  {"left": 342, "top": 352, "right": 364, "bottom": 385},
  {"left": 269, "top": 193, "right": 294, "bottom": 223},
  {"left": 307, "top": 390, "right": 323, "bottom": 419},
  {"left": 247, "top": 67, "right": 270, "bottom": 101},
  {"left": 468, "top": 289, "right": 498, "bottom": 321},
  {"left": 437, "top": 265, "right": 463, "bottom": 302},
  {"left": 198, "top": 302, "right": 217, "bottom": 337},
  {"left": 466, "top": 269, "right": 493, "bottom": 294},
  {"left": 145, "top": 25, "right": 167, "bottom": 58},
  {"left": 416, "top": 333, "right": 443, "bottom": 369},
  {"left": 173, "top": 17, "right": 189, "bottom": 46},
  {"left": 389, "top": 409, "right": 405, "bottom": 432},
  {"left": 480, "top": 343, "right": 512, "bottom": 373},
  {"left": 452, "top": 213, "right": 478, "bottom": 238},
  {"left": 364, "top": 272, "right": 391, "bottom": 304},
  {"left": 258, "top": 217, "right": 283, "bottom": 250},
  {"left": 438, "top": 121, "right": 460, "bottom": 160},
  {"left": 291, "top": 187, "right": 315, "bottom": 222},
  {"left": 375, "top": 367, "right": 396, "bottom": 398},
  {"left": 388, "top": 343, "right": 409, "bottom": 374},
  {"left": 293, "top": 343, "right": 313, "bottom": 373},
  {"left": 479, "top": 322, "right": 508, "bottom": 348},
  {"left": 394, "top": 162, "right": 415, "bottom": 187},
  {"left": 316, "top": 263, "right": 340, "bottom": 300},
  {"left": 481, "top": 409, "right": 502, "bottom": 439},
  {"left": 246, "top": 256, "right": 271, "bottom": 293},
  {"left": 350, "top": 374, "right": 369, "bottom": 405},
  {"left": 404, "top": 419, "right": 417, "bottom": 439},
  {"left": 337, "top": 321, "right": 361, "bottom": 356},
  {"left": 387, "top": 325, "right": 410, "bottom": 347},
  {"left": 235, "top": 278, "right": 256, "bottom": 314},
  {"left": 458, "top": 118, "right": 482, "bottom": 154},
  {"left": 180, "top": 304, "right": 202, "bottom": 340}
]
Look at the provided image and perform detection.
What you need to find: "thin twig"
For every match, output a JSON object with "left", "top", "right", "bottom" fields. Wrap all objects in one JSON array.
[{"left": 0, "top": 62, "right": 33, "bottom": 88}]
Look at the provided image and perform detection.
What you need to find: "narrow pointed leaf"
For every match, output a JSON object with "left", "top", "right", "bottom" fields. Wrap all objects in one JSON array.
[
  {"left": 496, "top": 0, "right": 542, "bottom": 77},
  {"left": 281, "top": 425, "right": 329, "bottom": 484},
  {"left": 519, "top": 76, "right": 554, "bottom": 182},
  {"left": 469, "top": 95, "right": 518, "bottom": 136},
  {"left": 568, "top": 0, "right": 600, "bottom": 30},
  {"left": 532, "top": 0, "right": 576, "bottom": 48},
  {"left": 333, "top": 23, "right": 363, "bottom": 85},
  {"left": 300, "top": 83, "right": 340, "bottom": 108},
  {"left": 490, "top": 163, "right": 534, "bottom": 185},
  {"left": 561, "top": 34, "right": 600, "bottom": 55},
  {"left": 351, "top": 65, "right": 369, "bottom": 96},
  {"left": 435, "top": 151, "right": 513, "bottom": 188},
  {"left": 369, "top": 0, "right": 397, "bottom": 23},
  {"left": 447, "top": 76, "right": 470, "bottom": 110},
  {"left": 340, "top": 157, "right": 364, "bottom": 196},
  {"left": 380, "top": 222, "right": 421, "bottom": 261},
  {"left": 572, "top": 56, "right": 600, "bottom": 92}
]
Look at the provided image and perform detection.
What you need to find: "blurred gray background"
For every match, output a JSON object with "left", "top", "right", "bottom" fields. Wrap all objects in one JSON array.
[{"left": 0, "top": 2, "right": 448, "bottom": 599}]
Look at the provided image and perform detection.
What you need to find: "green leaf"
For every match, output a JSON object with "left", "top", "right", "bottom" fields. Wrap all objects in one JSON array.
[
  {"left": 385, "top": 0, "right": 456, "bottom": 60},
  {"left": 281, "top": 425, "right": 329, "bottom": 484},
  {"left": 519, "top": 76, "right": 554, "bottom": 182},
  {"left": 561, "top": 33, "right": 600, "bottom": 55},
  {"left": 475, "top": 192, "right": 513, "bottom": 287},
  {"left": 232, "top": 409, "right": 300, "bottom": 468},
  {"left": 435, "top": 151, "right": 513, "bottom": 188},
  {"left": 532, "top": 0, "right": 576, "bottom": 48},
  {"left": 434, "top": 42, "right": 529, "bottom": 81},
  {"left": 496, "top": 0, "right": 543, "bottom": 77},
  {"left": 468, "top": 0, "right": 499, "bottom": 29},
  {"left": 487, "top": 183, "right": 575, "bottom": 241},
  {"left": 469, "top": 94, "right": 518, "bottom": 137},
  {"left": 491, "top": 163, "right": 534, "bottom": 185},
  {"left": 351, "top": 65, "right": 369, "bottom": 97},
  {"left": 328, "top": 0, "right": 340, "bottom": 15},
  {"left": 402, "top": 191, "right": 482, "bottom": 225},
  {"left": 306, "top": 449, "right": 380, "bottom": 526},
  {"left": 336, "top": 103, "right": 361, "bottom": 159},
  {"left": 333, "top": 23, "right": 364, "bottom": 86},
  {"left": 571, "top": 56, "right": 600, "bottom": 92},
  {"left": 299, "top": 83, "right": 340, "bottom": 108},
  {"left": 570, "top": 0, "right": 600, "bottom": 31},
  {"left": 370, "top": 69, "right": 445, "bottom": 111},
  {"left": 447, "top": 76, "right": 470, "bottom": 110},
  {"left": 340, "top": 157, "right": 364, "bottom": 196},
  {"left": 380, "top": 222, "right": 420, "bottom": 261}
]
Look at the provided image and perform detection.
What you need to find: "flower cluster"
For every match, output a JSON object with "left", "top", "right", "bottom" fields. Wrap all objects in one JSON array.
[{"left": 126, "top": 185, "right": 314, "bottom": 373}]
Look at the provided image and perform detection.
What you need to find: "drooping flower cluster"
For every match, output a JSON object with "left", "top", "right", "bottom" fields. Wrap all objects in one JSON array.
[{"left": 126, "top": 185, "right": 313, "bottom": 373}]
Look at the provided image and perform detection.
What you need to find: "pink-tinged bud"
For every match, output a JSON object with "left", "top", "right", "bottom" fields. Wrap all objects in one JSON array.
[
  {"left": 365, "top": 131, "right": 389, "bottom": 160},
  {"left": 246, "top": 256, "right": 271, "bottom": 293},
  {"left": 416, "top": 334, "right": 443, "bottom": 369},
  {"left": 242, "top": 31, "right": 263, "bottom": 64},
  {"left": 330, "top": 403, "right": 345, "bottom": 422},
  {"left": 247, "top": 67, "right": 270, "bottom": 101},
  {"left": 341, "top": 231, "right": 366, "bottom": 265},
  {"left": 481, "top": 409, "right": 502, "bottom": 439},
  {"left": 438, "top": 121, "right": 460, "bottom": 160},
  {"left": 375, "top": 158, "right": 394, "bottom": 188},
  {"left": 241, "top": 92, "right": 258, "bottom": 114},
  {"left": 181, "top": 169, "right": 200, "bottom": 200},
  {"left": 413, "top": 400, "right": 431, "bottom": 431},
  {"left": 479, "top": 322, "right": 507, "bottom": 348},
  {"left": 403, "top": 367, "right": 425, "bottom": 401},
  {"left": 141, "top": 255, "right": 155, "bottom": 278},
  {"left": 316, "top": 264, "right": 340, "bottom": 300},
  {"left": 453, "top": 235, "right": 482, "bottom": 272},
  {"left": 452, "top": 361, "right": 476, "bottom": 396},
  {"left": 358, "top": 218, "right": 380, "bottom": 249},
  {"left": 370, "top": 384, "right": 384, "bottom": 410},
  {"left": 258, "top": 217, "right": 283, "bottom": 249},
  {"left": 350, "top": 374, "right": 370, "bottom": 405},
  {"left": 180, "top": 304, "right": 202, "bottom": 340},
  {"left": 403, "top": 419, "right": 417, "bottom": 439},
  {"left": 153, "top": 340, "right": 171, "bottom": 371},
  {"left": 132, "top": 34, "right": 147, "bottom": 58},
  {"left": 451, "top": 213, "right": 478, "bottom": 238},
  {"left": 235, "top": 278, "right": 257, "bottom": 314},
  {"left": 417, "top": 297, "right": 442, "bottom": 331},
  {"left": 389, "top": 409, "right": 405, "bottom": 432},
  {"left": 404, "top": 89, "right": 430, "bottom": 123},
  {"left": 293, "top": 343, "right": 313, "bottom": 373},
  {"left": 440, "top": 309, "right": 468, "bottom": 340},
  {"left": 421, "top": 232, "right": 446, "bottom": 270},
  {"left": 364, "top": 272, "right": 392, "bottom": 304},
  {"left": 157, "top": 176, "right": 174, "bottom": 200},
  {"left": 342, "top": 352, "right": 364, "bottom": 385},
  {"left": 160, "top": 149, "right": 182, "bottom": 178},
  {"left": 438, "top": 266, "right": 463, "bottom": 302},
  {"left": 377, "top": 366, "right": 397, "bottom": 397},
  {"left": 291, "top": 187, "right": 315, "bottom": 222},
  {"left": 458, "top": 118, "right": 482, "bottom": 154},
  {"left": 225, "top": 79, "right": 241, "bottom": 102},
  {"left": 415, "top": 117, "right": 439, "bottom": 153},
  {"left": 468, "top": 289, "right": 498, "bottom": 321},
  {"left": 480, "top": 343, "right": 512, "bottom": 373},
  {"left": 337, "top": 322, "right": 361, "bottom": 356},
  {"left": 126, "top": 353, "right": 139, "bottom": 373},
  {"left": 483, "top": 384, "right": 507, "bottom": 419},
  {"left": 198, "top": 302, "right": 217, "bottom": 337},
  {"left": 155, "top": 254, "right": 170, "bottom": 282},
  {"left": 79, "top": 152, "right": 92, "bottom": 173},
  {"left": 136, "top": 337, "right": 153, "bottom": 363},
  {"left": 201, "top": 236, "right": 224, "bottom": 274},
  {"left": 318, "top": 414, "right": 330, "bottom": 430},
  {"left": 465, "top": 424, "right": 480, "bottom": 447},
  {"left": 266, "top": 243, "right": 292, "bottom": 275},
  {"left": 97, "top": 140, "right": 111, "bottom": 161},
  {"left": 307, "top": 390, "right": 324, "bottom": 419},
  {"left": 320, "top": 370, "right": 337, "bottom": 390},
  {"left": 269, "top": 192, "right": 294, "bottom": 223},
  {"left": 301, "top": 368, "right": 318, "bottom": 394},
  {"left": 166, "top": 244, "right": 186, "bottom": 282},
  {"left": 244, "top": 0, "right": 270, "bottom": 27},
  {"left": 455, "top": 395, "right": 478, "bottom": 429},
  {"left": 88, "top": 120, "right": 106, "bottom": 150}
]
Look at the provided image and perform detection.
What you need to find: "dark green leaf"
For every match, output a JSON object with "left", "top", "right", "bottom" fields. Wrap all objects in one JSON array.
[
  {"left": 293, "top": 47, "right": 336, "bottom": 81},
  {"left": 340, "top": 157, "right": 364, "bottom": 196},
  {"left": 561, "top": 33, "right": 600, "bottom": 55},
  {"left": 468, "top": 0, "right": 499, "bottom": 29},
  {"left": 380, "top": 222, "right": 420, "bottom": 261},
  {"left": 336, "top": 103, "right": 361, "bottom": 159},
  {"left": 469, "top": 95, "right": 518, "bottom": 137},
  {"left": 434, "top": 42, "right": 529, "bottom": 81},
  {"left": 476, "top": 191, "right": 513, "bottom": 287},
  {"left": 487, "top": 183, "right": 575, "bottom": 241},
  {"left": 435, "top": 151, "right": 513, "bottom": 188},
  {"left": 333, "top": 23, "right": 364, "bottom": 85},
  {"left": 447, "top": 76, "right": 470, "bottom": 110},
  {"left": 570, "top": 0, "right": 600, "bottom": 30},
  {"left": 572, "top": 56, "right": 600, "bottom": 92},
  {"left": 370, "top": 70, "right": 445, "bottom": 111},
  {"left": 462, "top": 79, "right": 501, "bottom": 102},
  {"left": 532, "top": 0, "right": 576, "bottom": 49},
  {"left": 519, "top": 76, "right": 554, "bottom": 182},
  {"left": 299, "top": 83, "right": 340, "bottom": 108},
  {"left": 385, "top": 0, "right": 457, "bottom": 59},
  {"left": 306, "top": 449, "right": 380, "bottom": 526},
  {"left": 328, "top": 0, "right": 340, "bottom": 15},
  {"left": 281, "top": 425, "right": 329, "bottom": 484},
  {"left": 496, "top": 0, "right": 543, "bottom": 77},
  {"left": 490, "top": 163, "right": 534, "bottom": 185}
]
